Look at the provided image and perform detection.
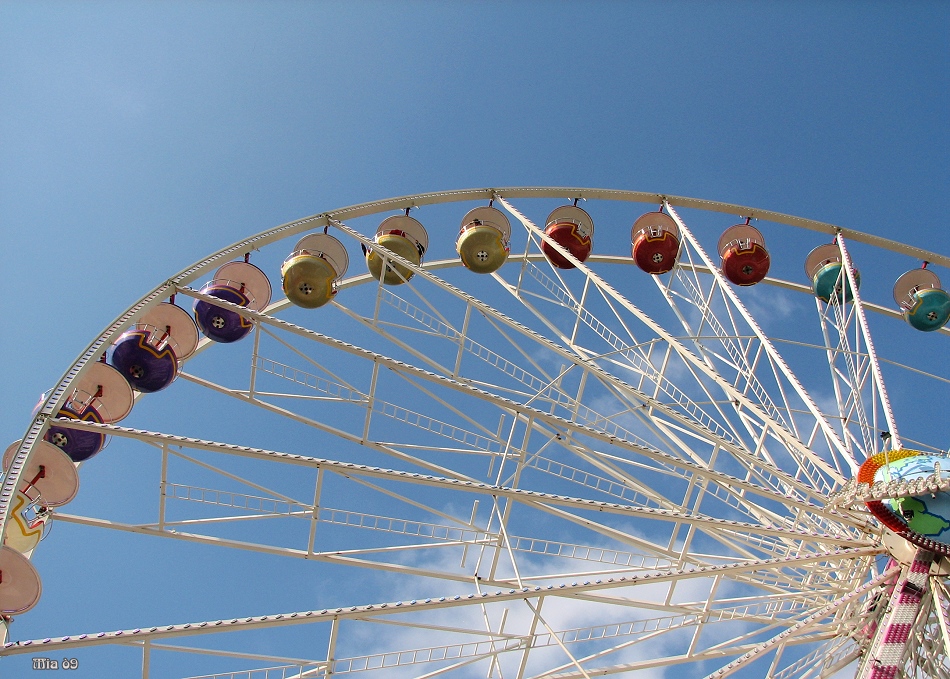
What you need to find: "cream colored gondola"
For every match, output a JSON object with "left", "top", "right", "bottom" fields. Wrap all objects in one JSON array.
[
  {"left": 804, "top": 243, "right": 859, "bottom": 304},
  {"left": 631, "top": 210, "right": 681, "bottom": 275},
  {"left": 281, "top": 233, "right": 349, "bottom": 308},
  {"left": 541, "top": 204, "right": 594, "bottom": 270},
  {"left": 365, "top": 214, "right": 429, "bottom": 285},
  {"left": 456, "top": 206, "right": 511, "bottom": 274},
  {"left": 893, "top": 267, "right": 950, "bottom": 332},
  {"left": 718, "top": 223, "right": 770, "bottom": 286},
  {"left": 0, "top": 546, "right": 42, "bottom": 615}
]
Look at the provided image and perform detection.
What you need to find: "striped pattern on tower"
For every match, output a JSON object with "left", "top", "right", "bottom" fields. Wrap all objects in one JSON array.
[{"left": 858, "top": 549, "right": 934, "bottom": 679}]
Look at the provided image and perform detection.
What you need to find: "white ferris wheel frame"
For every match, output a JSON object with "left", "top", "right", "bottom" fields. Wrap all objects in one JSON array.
[{"left": 1, "top": 187, "right": 949, "bottom": 679}]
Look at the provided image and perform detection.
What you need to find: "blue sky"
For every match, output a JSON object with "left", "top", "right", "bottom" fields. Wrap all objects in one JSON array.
[{"left": 1, "top": 2, "right": 948, "bottom": 677}]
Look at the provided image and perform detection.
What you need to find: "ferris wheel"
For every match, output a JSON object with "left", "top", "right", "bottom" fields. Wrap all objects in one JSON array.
[{"left": 1, "top": 187, "right": 949, "bottom": 678}]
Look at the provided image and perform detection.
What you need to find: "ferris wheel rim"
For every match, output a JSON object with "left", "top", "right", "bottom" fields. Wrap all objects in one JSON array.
[{"left": 14, "top": 185, "right": 950, "bottom": 417}]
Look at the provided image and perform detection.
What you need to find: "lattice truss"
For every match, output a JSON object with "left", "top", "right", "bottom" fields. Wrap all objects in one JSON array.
[{"left": 2, "top": 189, "right": 948, "bottom": 679}]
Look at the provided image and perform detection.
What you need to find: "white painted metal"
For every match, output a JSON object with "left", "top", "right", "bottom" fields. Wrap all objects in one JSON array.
[
  {"left": 664, "top": 203, "right": 854, "bottom": 474},
  {"left": 836, "top": 234, "right": 901, "bottom": 452},
  {"left": 2, "top": 189, "right": 948, "bottom": 678}
]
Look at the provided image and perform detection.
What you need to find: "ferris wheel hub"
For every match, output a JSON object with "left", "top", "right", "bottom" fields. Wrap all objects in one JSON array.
[{"left": 859, "top": 449, "right": 950, "bottom": 558}]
